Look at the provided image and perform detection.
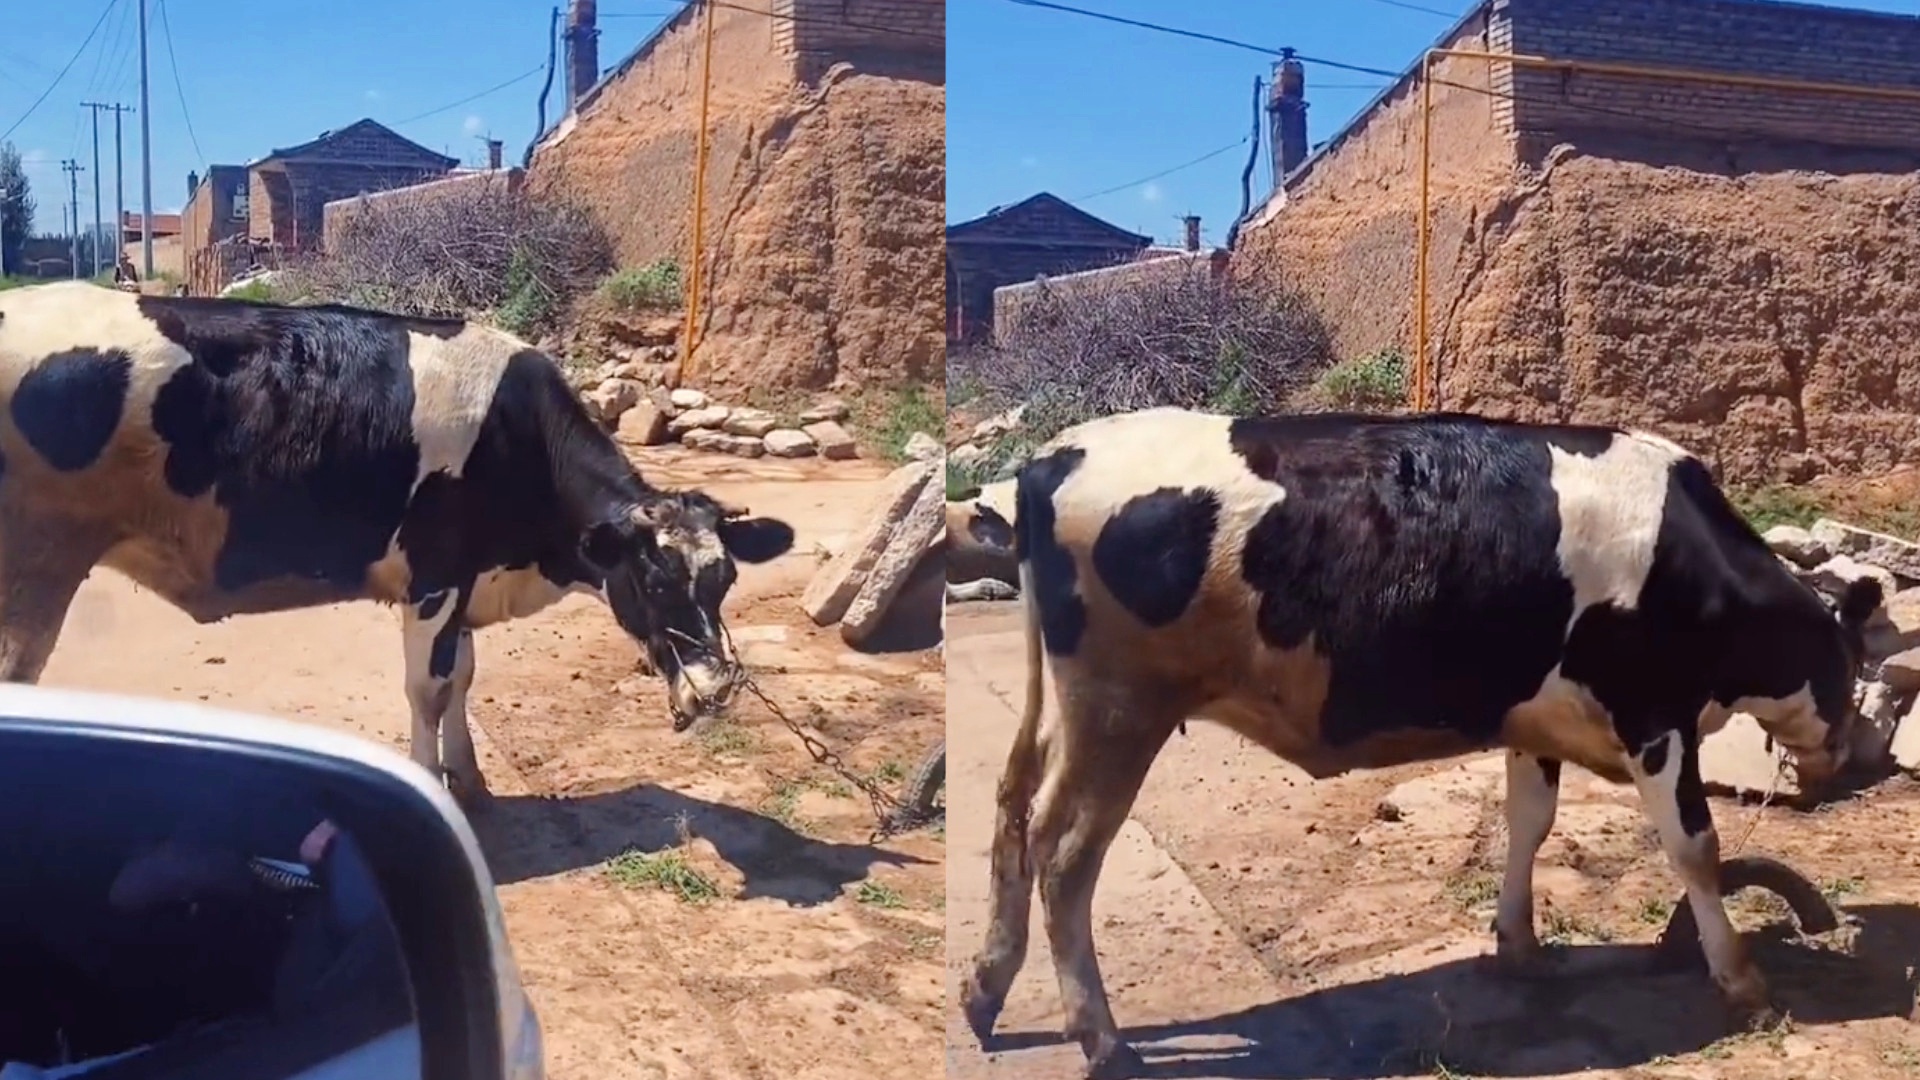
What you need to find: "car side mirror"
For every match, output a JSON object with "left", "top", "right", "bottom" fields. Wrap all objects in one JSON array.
[{"left": 0, "top": 684, "right": 543, "bottom": 1080}]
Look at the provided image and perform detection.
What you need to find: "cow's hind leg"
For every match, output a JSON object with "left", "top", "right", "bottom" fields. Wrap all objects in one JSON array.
[
  {"left": 1032, "top": 692, "right": 1176, "bottom": 1079},
  {"left": 437, "top": 627, "right": 487, "bottom": 809},
  {"left": 0, "top": 526, "right": 107, "bottom": 683},
  {"left": 402, "top": 587, "right": 488, "bottom": 809},
  {"left": 1630, "top": 726, "right": 1772, "bottom": 1022},
  {"left": 1493, "top": 749, "right": 1562, "bottom": 973}
]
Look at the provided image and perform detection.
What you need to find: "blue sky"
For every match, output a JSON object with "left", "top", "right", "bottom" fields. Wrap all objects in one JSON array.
[
  {"left": 949, "top": 0, "right": 1920, "bottom": 247},
  {"left": 0, "top": 0, "right": 684, "bottom": 235}
]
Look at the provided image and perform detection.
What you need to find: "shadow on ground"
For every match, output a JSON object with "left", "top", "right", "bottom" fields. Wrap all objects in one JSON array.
[
  {"left": 474, "top": 783, "right": 929, "bottom": 904},
  {"left": 982, "top": 905, "right": 1920, "bottom": 1078}
]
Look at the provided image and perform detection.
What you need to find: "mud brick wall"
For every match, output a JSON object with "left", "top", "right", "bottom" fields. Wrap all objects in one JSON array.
[
  {"left": 1504, "top": 0, "right": 1920, "bottom": 151},
  {"left": 778, "top": 0, "right": 943, "bottom": 84}
]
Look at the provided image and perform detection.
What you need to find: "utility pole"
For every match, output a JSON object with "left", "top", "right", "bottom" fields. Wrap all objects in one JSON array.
[
  {"left": 138, "top": 0, "right": 155, "bottom": 278},
  {"left": 0, "top": 185, "right": 9, "bottom": 279},
  {"left": 61, "top": 159, "right": 85, "bottom": 279},
  {"left": 85, "top": 102, "right": 133, "bottom": 278}
]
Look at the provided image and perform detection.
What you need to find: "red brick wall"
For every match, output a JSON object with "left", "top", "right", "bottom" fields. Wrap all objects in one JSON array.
[{"left": 777, "top": 0, "right": 943, "bottom": 82}]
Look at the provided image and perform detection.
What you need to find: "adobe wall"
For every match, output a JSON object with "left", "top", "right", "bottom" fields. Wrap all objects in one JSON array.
[
  {"left": 1235, "top": 16, "right": 1518, "bottom": 366},
  {"left": 530, "top": 2, "right": 943, "bottom": 390}
]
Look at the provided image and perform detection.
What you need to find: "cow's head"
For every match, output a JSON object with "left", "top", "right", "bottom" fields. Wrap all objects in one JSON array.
[
  {"left": 581, "top": 491, "right": 795, "bottom": 731},
  {"left": 1788, "top": 575, "right": 1885, "bottom": 787}
]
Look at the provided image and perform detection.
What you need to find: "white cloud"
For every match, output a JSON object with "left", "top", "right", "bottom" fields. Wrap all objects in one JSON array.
[
  {"left": 365, "top": 89, "right": 382, "bottom": 101},
  {"left": 1140, "top": 181, "right": 1163, "bottom": 203},
  {"left": 462, "top": 114, "right": 486, "bottom": 137}
]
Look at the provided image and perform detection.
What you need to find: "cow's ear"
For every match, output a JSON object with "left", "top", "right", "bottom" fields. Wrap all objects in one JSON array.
[
  {"left": 718, "top": 516, "right": 795, "bottom": 565},
  {"left": 581, "top": 517, "right": 636, "bottom": 573}
]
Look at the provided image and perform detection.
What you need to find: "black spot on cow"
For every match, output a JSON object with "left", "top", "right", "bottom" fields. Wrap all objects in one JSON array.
[
  {"left": 12, "top": 348, "right": 132, "bottom": 472},
  {"left": 1228, "top": 414, "right": 1577, "bottom": 749},
  {"left": 966, "top": 505, "right": 1015, "bottom": 550},
  {"left": 1092, "top": 487, "right": 1219, "bottom": 628},
  {"left": 1016, "top": 447, "right": 1086, "bottom": 657},
  {"left": 416, "top": 591, "right": 449, "bottom": 622},
  {"left": 142, "top": 300, "right": 424, "bottom": 594}
]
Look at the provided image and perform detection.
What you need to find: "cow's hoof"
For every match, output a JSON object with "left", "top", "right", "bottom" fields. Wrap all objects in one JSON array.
[
  {"left": 1728, "top": 998, "right": 1783, "bottom": 1033},
  {"left": 1085, "top": 1039, "right": 1146, "bottom": 1080},
  {"left": 960, "top": 978, "right": 1004, "bottom": 1044},
  {"left": 447, "top": 774, "right": 494, "bottom": 815},
  {"left": 1490, "top": 942, "right": 1566, "bottom": 980}
]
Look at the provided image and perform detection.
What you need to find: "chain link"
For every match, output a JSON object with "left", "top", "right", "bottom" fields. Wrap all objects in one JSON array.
[{"left": 736, "top": 672, "right": 930, "bottom": 843}]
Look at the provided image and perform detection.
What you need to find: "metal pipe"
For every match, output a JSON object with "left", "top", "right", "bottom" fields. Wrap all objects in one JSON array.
[{"left": 680, "top": 0, "right": 717, "bottom": 385}]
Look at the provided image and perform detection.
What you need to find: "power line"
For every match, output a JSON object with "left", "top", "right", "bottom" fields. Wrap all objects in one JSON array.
[
  {"left": 1073, "top": 136, "right": 1250, "bottom": 203},
  {"left": 391, "top": 64, "right": 549, "bottom": 126},
  {"left": 1003, "top": 0, "right": 1402, "bottom": 79},
  {"left": 154, "top": 0, "right": 207, "bottom": 171},
  {"left": 603, "top": 1, "right": 942, "bottom": 45},
  {"left": 1, "top": 0, "right": 123, "bottom": 143},
  {"left": 1359, "top": 0, "right": 1462, "bottom": 17}
]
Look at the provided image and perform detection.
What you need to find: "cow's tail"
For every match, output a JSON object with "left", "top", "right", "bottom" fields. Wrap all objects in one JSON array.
[{"left": 1003, "top": 464, "right": 1049, "bottom": 873}]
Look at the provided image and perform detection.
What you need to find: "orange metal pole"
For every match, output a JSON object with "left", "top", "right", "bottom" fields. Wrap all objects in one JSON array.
[
  {"left": 1415, "top": 50, "right": 1433, "bottom": 412},
  {"left": 680, "top": 0, "right": 717, "bottom": 385}
]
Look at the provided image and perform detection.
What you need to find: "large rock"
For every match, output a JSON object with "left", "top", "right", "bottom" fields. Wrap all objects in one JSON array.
[
  {"left": 841, "top": 474, "right": 948, "bottom": 646},
  {"left": 682, "top": 429, "right": 729, "bottom": 452},
  {"left": 614, "top": 400, "right": 669, "bottom": 445},
  {"left": 1810, "top": 518, "right": 1920, "bottom": 582},
  {"left": 799, "top": 398, "right": 849, "bottom": 424},
  {"left": 713, "top": 433, "right": 765, "bottom": 458},
  {"left": 723, "top": 408, "right": 778, "bottom": 437},
  {"left": 1893, "top": 700, "right": 1920, "bottom": 771},
  {"left": 903, "top": 431, "right": 942, "bottom": 462},
  {"left": 764, "top": 429, "right": 817, "bottom": 458},
  {"left": 1872, "top": 586, "right": 1920, "bottom": 656},
  {"left": 667, "top": 405, "right": 730, "bottom": 436},
  {"left": 800, "top": 461, "right": 934, "bottom": 625},
  {"left": 1881, "top": 646, "right": 1920, "bottom": 692},
  {"left": 950, "top": 443, "right": 986, "bottom": 471},
  {"left": 1762, "top": 525, "right": 1828, "bottom": 568},
  {"left": 804, "top": 420, "right": 858, "bottom": 460},
  {"left": 1806, "top": 555, "right": 1898, "bottom": 609},
  {"left": 583, "top": 378, "right": 643, "bottom": 423},
  {"left": 1848, "top": 679, "right": 1905, "bottom": 770},
  {"left": 669, "top": 388, "right": 709, "bottom": 410}
]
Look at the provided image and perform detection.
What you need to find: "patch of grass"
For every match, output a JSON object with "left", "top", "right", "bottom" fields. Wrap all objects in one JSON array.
[
  {"left": 1204, "top": 341, "right": 1260, "bottom": 415},
  {"left": 695, "top": 721, "right": 756, "bottom": 756},
  {"left": 494, "top": 246, "right": 552, "bottom": 337},
  {"left": 1821, "top": 875, "right": 1865, "bottom": 901},
  {"left": 762, "top": 781, "right": 805, "bottom": 829},
  {"left": 1636, "top": 896, "right": 1675, "bottom": 925},
  {"left": 223, "top": 278, "right": 280, "bottom": 304},
  {"left": 598, "top": 259, "right": 682, "bottom": 311},
  {"left": 855, "top": 383, "right": 940, "bottom": 463},
  {"left": 1443, "top": 869, "right": 1499, "bottom": 912},
  {"left": 605, "top": 847, "right": 720, "bottom": 904},
  {"left": 1541, "top": 908, "right": 1612, "bottom": 945},
  {"left": 1732, "top": 484, "right": 1828, "bottom": 533},
  {"left": 1312, "top": 347, "right": 1407, "bottom": 411},
  {"left": 870, "top": 759, "right": 908, "bottom": 785},
  {"left": 854, "top": 880, "right": 906, "bottom": 909}
]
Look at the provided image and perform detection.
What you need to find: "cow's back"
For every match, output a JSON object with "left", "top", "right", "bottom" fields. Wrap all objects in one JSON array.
[{"left": 1020, "top": 407, "right": 1718, "bottom": 762}]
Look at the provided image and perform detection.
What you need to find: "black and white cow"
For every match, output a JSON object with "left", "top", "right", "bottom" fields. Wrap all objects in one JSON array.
[
  {"left": 0, "top": 282, "right": 793, "bottom": 806},
  {"left": 962, "top": 405, "right": 1879, "bottom": 1078}
]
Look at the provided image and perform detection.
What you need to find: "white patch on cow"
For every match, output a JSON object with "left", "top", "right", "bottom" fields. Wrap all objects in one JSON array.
[
  {"left": 1046, "top": 407, "right": 1287, "bottom": 608},
  {"left": 403, "top": 324, "right": 520, "bottom": 485},
  {"left": 0, "top": 282, "right": 195, "bottom": 443},
  {"left": 1495, "top": 749, "right": 1560, "bottom": 958},
  {"left": 465, "top": 565, "right": 598, "bottom": 629},
  {"left": 401, "top": 589, "right": 462, "bottom": 777},
  {"left": 1545, "top": 432, "right": 1679, "bottom": 626}
]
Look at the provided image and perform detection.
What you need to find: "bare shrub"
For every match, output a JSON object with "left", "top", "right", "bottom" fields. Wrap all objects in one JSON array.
[
  {"left": 952, "top": 268, "right": 1335, "bottom": 450},
  {"left": 284, "top": 179, "right": 613, "bottom": 336}
]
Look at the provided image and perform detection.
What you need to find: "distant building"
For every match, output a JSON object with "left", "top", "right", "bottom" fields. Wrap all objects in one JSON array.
[
  {"left": 945, "top": 193, "right": 1152, "bottom": 346},
  {"left": 245, "top": 119, "right": 457, "bottom": 251}
]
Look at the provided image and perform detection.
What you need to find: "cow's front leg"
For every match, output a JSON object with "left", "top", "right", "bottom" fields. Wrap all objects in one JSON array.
[
  {"left": 1493, "top": 749, "right": 1562, "bottom": 973},
  {"left": 438, "top": 627, "right": 488, "bottom": 809},
  {"left": 1630, "top": 726, "right": 1772, "bottom": 1022},
  {"left": 402, "top": 587, "right": 487, "bottom": 808}
]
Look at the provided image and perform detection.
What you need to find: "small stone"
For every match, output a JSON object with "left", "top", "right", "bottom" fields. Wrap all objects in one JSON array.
[
  {"left": 799, "top": 398, "right": 850, "bottom": 424},
  {"left": 803, "top": 419, "right": 858, "bottom": 460},
  {"left": 1848, "top": 679, "right": 1904, "bottom": 769},
  {"left": 764, "top": 429, "right": 817, "bottom": 458},
  {"left": 667, "top": 405, "right": 730, "bottom": 435},
  {"left": 1881, "top": 647, "right": 1920, "bottom": 693},
  {"left": 950, "top": 443, "right": 986, "bottom": 470},
  {"left": 1763, "top": 525, "right": 1828, "bottom": 568},
  {"left": 615, "top": 400, "right": 669, "bottom": 445},
  {"left": 640, "top": 316, "right": 683, "bottom": 343},
  {"left": 683, "top": 428, "right": 728, "bottom": 452},
  {"left": 903, "top": 431, "right": 942, "bottom": 462},
  {"left": 723, "top": 408, "right": 778, "bottom": 437},
  {"left": 1877, "top": 586, "right": 1920, "bottom": 652},
  {"left": 715, "top": 433, "right": 765, "bottom": 458},
  {"left": 669, "top": 388, "right": 709, "bottom": 409},
  {"left": 1811, "top": 518, "right": 1920, "bottom": 582},
  {"left": 609, "top": 361, "right": 642, "bottom": 381},
  {"left": 972, "top": 405, "right": 1025, "bottom": 442},
  {"left": 1893, "top": 698, "right": 1920, "bottom": 770}
]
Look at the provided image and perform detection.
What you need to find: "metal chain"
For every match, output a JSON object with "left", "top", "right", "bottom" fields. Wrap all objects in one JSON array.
[
  {"left": 736, "top": 672, "right": 916, "bottom": 842},
  {"left": 1727, "top": 750, "right": 1788, "bottom": 860}
]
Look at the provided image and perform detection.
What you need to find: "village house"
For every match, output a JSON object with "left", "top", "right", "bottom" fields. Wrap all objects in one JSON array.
[
  {"left": 245, "top": 119, "right": 457, "bottom": 253},
  {"left": 945, "top": 192, "right": 1152, "bottom": 345}
]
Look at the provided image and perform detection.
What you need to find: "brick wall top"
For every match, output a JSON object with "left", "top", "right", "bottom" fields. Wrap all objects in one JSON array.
[{"left": 776, "top": 0, "right": 943, "bottom": 59}]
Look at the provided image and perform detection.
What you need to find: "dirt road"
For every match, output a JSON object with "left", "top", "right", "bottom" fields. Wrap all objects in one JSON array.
[
  {"left": 39, "top": 447, "right": 946, "bottom": 1080},
  {"left": 946, "top": 602, "right": 1920, "bottom": 1080}
]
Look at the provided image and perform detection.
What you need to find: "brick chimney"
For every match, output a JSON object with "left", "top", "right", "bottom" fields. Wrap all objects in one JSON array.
[
  {"left": 486, "top": 139, "right": 503, "bottom": 169},
  {"left": 566, "top": 0, "right": 600, "bottom": 110},
  {"left": 1268, "top": 50, "right": 1308, "bottom": 185},
  {"left": 1182, "top": 215, "right": 1201, "bottom": 252},
  {"left": 187, "top": 170, "right": 198, "bottom": 198}
]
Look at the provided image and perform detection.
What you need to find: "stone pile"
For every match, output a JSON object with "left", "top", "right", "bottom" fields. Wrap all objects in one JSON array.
[
  {"left": 802, "top": 437, "right": 945, "bottom": 646},
  {"left": 947, "top": 404, "right": 1027, "bottom": 477},
  {"left": 1748, "top": 518, "right": 1920, "bottom": 785},
  {"left": 573, "top": 363, "right": 860, "bottom": 462}
]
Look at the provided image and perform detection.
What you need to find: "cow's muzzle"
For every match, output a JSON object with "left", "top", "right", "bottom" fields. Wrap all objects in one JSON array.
[{"left": 667, "top": 656, "right": 742, "bottom": 732}]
